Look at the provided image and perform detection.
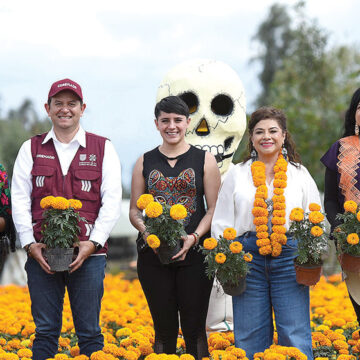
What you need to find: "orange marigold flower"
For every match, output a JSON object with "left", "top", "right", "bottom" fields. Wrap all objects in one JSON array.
[
  {"left": 137, "top": 194, "right": 154, "bottom": 210},
  {"left": 289, "top": 210, "right": 304, "bottom": 222},
  {"left": 69, "top": 199, "right": 82, "bottom": 209},
  {"left": 255, "top": 191, "right": 267, "bottom": 199},
  {"left": 309, "top": 203, "right": 321, "bottom": 211},
  {"left": 311, "top": 226, "right": 323, "bottom": 237},
  {"left": 170, "top": 204, "right": 187, "bottom": 220},
  {"left": 253, "top": 217, "right": 268, "bottom": 226},
  {"left": 273, "top": 180, "right": 287, "bottom": 188},
  {"left": 215, "top": 253, "right": 226, "bottom": 264},
  {"left": 244, "top": 253, "right": 253, "bottom": 262},
  {"left": 271, "top": 216, "right": 286, "bottom": 225},
  {"left": 145, "top": 201, "right": 163, "bottom": 218},
  {"left": 272, "top": 225, "right": 287, "bottom": 234},
  {"left": 347, "top": 233, "right": 359, "bottom": 245},
  {"left": 252, "top": 207, "right": 268, "bottom": 217},
  {"left": 272, "top": 195, "right": 285, "bottom": 203},
  {"left": 344, "top": 200, "right": 358, "bottom": 214},
  {"left": 223, "top": 228, "right": 237, "bottom": 240},
  {"left": 52, "top": 196, "right": 70, "bottom": 210},
  {"left": 40, "top": 196, "right": 55, "bottom": 209},
  {"left": 273, "top": 188, "right": 284, "bottom": 195},
  {"left": 257, "top": 231, "right": 269, "bottom": 239},
  {"left": 256, "top": 225, "right": 268, "bottom": 232},
  {"left": 273, "top": 210, "right": 286, "bottom": 217},
  {"left": 256, "top": 238, "right": 271, "bottom": 247},
  {"left": 274, "top": 202, "right": 286, "bottom": 210},
  {"left": 203, "top": 237, "right": 218, "bottom": 250},
  {"left": 259, "top": 245, "right": 272, "bottom": 256},
  {"left": 357, "top": 211, "right": 360, "bottom": 222},
  {"left": 146, "top": 234, "right": 161, "bottom": 249},
  {"left": 274, "top": 171, "right": 287, "bottom": 180},
  {"left": 308, "top": 211, "right": 325, "bottom": 224},
  {"left": 254, "top": 198, "right": 267, "bottom": 208},
  {"left": 229, "top": 241, "right": 243, "bottom": 253}
]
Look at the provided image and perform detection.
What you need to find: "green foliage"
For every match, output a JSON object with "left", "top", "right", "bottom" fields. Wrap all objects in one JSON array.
[
  {"left": 289, "top": 209, "right": 328, "bottom": 265},
  {"left": 251, "top": 1, "right": 360, "bottom": 190},
  {"left": 145, "top": 204, "right": 187, "bottom": 248},
  {"left": 312, "top": 345, "right": 336, "bottom": 359},
  {"left": 0, "top": 99, "right": 50, "bottom": 177},
  {"left": 201, "top": 236, "right": 251, "bottom": 287},
  {"left": 41, "top": 208, "right": 86, "bottom": 248},
  {"left": 333, "top": 207, "right": 360, "bottom": 256}
]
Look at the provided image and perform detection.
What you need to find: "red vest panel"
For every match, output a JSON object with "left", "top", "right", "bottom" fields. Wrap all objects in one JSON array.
[{"left": 30, "top": 132, "right": 108, "bottom": 253}]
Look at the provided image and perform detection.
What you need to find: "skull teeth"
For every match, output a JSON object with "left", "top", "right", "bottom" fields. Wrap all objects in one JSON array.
[{"left": 195, "top": 144, "right": 225, "bottom": 156}]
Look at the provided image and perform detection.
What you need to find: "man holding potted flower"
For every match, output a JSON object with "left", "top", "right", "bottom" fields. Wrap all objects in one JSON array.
[{"left": 11, "top": 79, "right": 122, "bottom": 360}]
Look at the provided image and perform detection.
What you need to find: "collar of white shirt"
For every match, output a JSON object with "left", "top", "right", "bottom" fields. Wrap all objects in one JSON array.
[{"left": 42, "top": 126, "right": 87, "bottom": 148}]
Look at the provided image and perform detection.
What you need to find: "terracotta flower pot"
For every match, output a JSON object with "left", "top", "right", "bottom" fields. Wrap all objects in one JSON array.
[
  {"left": 157, "top": 239, "right": 182, "bottom": 265},
  {"left": 220, "top": 276, "right": 246, "bottom": 296},
  {"left": 339, "top": 253, "right": 360, "bottom": 273},
  {"left": 43, "top": 247, "right": 74, "bottom": 272},
  {"left": 294, "top": 262, "right": 322, "bottom": 286}
]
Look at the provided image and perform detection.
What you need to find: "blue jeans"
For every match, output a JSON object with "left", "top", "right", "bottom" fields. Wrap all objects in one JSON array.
[
  {"left": 232, "top": 232, "right": 313, "bottom": 360},
  {"left": 25, "top": 256, "right": 106, "bottom": 360}
]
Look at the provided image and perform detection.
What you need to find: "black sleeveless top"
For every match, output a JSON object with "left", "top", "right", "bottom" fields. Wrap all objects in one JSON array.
[{"left": 139, "top": 145, "right": 209, "bottom": 265}]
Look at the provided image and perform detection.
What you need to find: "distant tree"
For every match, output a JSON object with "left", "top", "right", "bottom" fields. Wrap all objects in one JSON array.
[
  {"left": 0, "top": 99, "right": 50, "bottom": 177},
  {"left": 251, "top": 2, "right": 296, "bottom": 107}
]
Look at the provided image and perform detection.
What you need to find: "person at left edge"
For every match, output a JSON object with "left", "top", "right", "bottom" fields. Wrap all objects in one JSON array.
[{"left": 11, "top": 78, "right": 122, "bottom": 360}]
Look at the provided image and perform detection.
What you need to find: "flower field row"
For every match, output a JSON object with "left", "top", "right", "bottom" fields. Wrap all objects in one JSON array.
[{"left": 0, "top": 273, "right": 359, "bottom": 360}]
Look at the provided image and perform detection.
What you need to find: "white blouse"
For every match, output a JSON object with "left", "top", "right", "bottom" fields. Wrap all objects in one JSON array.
[{"left": 211, "top": 160, "right": 321, "bottom": 238}]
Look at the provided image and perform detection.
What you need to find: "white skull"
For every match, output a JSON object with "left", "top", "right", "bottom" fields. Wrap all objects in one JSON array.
[{"left": 156, "top": 59, "right": 246, "bottom": 175}]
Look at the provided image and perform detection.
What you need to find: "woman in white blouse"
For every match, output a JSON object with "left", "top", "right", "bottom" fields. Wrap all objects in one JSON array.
[{"left": 211, "top": 107, "right": 319, "bottom": 360}]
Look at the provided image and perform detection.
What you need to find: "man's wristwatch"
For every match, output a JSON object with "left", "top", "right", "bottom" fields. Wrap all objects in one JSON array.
[{"left": 89, "top": 240, "right": 102, "bottom": 252}]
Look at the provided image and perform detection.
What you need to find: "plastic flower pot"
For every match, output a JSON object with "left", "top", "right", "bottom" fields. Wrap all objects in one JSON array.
[
  {"left": 43, "top": 247, "right": 74, "bottom": 272},
  {"left": 156, "top": 239, "right": 182, "bottom": 265},
  {"left": 294, "top": 261, "right": 322, "bottom": 286},
  {"left": 339, "top": 253, "right": 360, "bottom": 273},
  {"left": 219, "top": 276, "right": 246, "bottom": 296}
]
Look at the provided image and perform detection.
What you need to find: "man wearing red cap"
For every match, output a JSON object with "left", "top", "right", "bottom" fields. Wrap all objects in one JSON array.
[{"left": 12, "top": 79, "right": 122, "bottom": 360}]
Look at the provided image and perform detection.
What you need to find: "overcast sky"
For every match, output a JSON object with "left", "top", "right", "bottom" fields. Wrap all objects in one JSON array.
[{"left": 0, "top": 0, "right": 359, "bottom": 189}]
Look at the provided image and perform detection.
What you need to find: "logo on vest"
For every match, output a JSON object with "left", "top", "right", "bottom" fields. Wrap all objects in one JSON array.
[
  {"left": 36, "top": 154, "right": 55, "bottom": 160},
  {"left": 79, "top": 153, "right": 97, "bottom": 167}
]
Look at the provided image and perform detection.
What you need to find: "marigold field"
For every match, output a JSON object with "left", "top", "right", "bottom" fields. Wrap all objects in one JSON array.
[{"left": 1, "top": 273, "right": 360, "bottom": 360}]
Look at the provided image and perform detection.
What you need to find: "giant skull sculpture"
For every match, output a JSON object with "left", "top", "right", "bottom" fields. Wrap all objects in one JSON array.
[{"left": 156, "top": 59, "right": 246, "bottom": 175}]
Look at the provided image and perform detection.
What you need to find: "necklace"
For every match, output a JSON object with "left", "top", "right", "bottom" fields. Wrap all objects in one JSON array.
[{"left": 251, "top": 154, "right": 288, "bottom": 257}]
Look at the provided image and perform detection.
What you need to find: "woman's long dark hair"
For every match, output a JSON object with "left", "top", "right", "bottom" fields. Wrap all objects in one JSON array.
[
  {"left": 244, "top": 106, "right": 301, "bottom": 166},
  {"left": 343, "top": 88, "right": 360, "bottom": 137}
]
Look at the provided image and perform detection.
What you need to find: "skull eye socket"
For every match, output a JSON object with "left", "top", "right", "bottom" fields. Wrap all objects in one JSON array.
[
  {"left": 211, "top": 94, "right": 234, "bottom": 116},
  {"left": 179, "top": 92, "right": 199, "bottom": 114}
]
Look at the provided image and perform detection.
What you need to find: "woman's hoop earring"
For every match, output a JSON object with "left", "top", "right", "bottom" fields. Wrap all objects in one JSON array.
[
  {"left": 355, "top": 124, "right": 359, "bottom": 136},
  {"left": 282, "top": 144, "right": 288, "bottom": 160},
  {"left": 251, "top": 148, "right": 258, "bottom": 161}
]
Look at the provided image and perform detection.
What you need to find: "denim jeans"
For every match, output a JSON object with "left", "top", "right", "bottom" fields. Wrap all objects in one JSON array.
[
  {"left": 25, "top": 256, "right": 106, "bottom": 360},
  {"left": 232, "top": 232, "right": 313, "bottom": 360}
]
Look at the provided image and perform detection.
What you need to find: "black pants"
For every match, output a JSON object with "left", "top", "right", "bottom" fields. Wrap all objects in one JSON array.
[
  {"left": 137, "top": 255, "right": 213, "bottom": 360},
  {"left": 349, "top": 291, "right": 360, "bottom": 322}
]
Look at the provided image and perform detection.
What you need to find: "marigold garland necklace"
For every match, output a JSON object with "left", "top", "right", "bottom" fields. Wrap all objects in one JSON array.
[{"left": 251, "top": 153, "right": 288, "bottom": 257}]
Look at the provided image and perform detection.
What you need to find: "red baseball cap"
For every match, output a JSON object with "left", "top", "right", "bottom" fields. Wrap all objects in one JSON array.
[{"left": 48, "top": 78, "right": 83, "bottom": 101}]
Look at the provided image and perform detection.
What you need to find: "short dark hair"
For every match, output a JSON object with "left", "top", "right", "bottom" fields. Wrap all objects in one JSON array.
[
  {"left": 244, "top": 106, "right": 301, "bottom": 165},
  {"left": 343, "top": 88, "right": 360, "bottom": 137},
  {"left": 154, "top": 96, "right": 189, "bottom": 119}
]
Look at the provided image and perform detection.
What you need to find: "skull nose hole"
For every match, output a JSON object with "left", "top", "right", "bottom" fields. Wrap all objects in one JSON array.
[
  {"left": 211, "top": 94, "right": 234, "bottom": 116},
  {"left": 178, "top": 92, "right": 199, "bottom": 114},
  {"left": 195, "top": 118, "right": 210, "bottom": 136},
  {"left": 224, "top": 136, "right": 234, "bottom": 151}
]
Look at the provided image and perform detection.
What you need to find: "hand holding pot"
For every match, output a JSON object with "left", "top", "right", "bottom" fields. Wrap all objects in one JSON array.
[
  {"left": 31, "top": 243, "right": 54, "bottom": 274},
  {"left": 69, "top": 241, "right": 95, "bottom": 273},
  {"left": 172, "top": 234, "right": 196, "bottom": 261}
]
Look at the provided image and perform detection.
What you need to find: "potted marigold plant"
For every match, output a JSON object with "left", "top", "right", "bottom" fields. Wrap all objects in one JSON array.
[
  {"left": 201, "top": 227, "right": 252, "bottom": 296},
  {"left": 333, "top": 200, "right": 360, "bottom": 272},
  {"left": 136, "top": 194, "right": 188, "bottom": 264},
  {"left": 289, "top": 203, "right": 328, "bottom": 286},
  {"left": 40, "top": 195, "right": 86, "bottom": 272}
]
